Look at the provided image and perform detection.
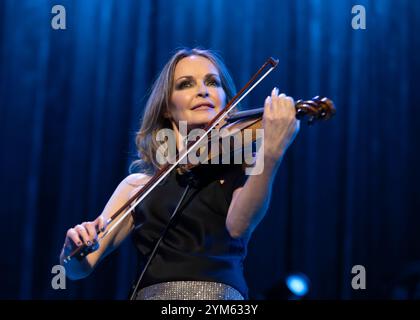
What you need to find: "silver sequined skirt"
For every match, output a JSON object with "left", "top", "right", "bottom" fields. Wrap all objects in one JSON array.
[{"left": 136, "top": 281, "right": 244, "bottom": 300}]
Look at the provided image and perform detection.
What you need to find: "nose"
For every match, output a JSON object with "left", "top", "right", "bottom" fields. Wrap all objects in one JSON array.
[{"left": 197, "top": 81, "right": 209, "bottom": 98}]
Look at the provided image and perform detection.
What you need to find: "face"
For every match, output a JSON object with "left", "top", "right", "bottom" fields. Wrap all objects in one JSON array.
[{"left": 168, "top": 55, "right": 226, "bottom": 130}]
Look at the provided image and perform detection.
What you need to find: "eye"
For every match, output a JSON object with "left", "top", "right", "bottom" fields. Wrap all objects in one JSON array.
[
  {"left": 176, "top": 80, "right": 193, "bottom": 90},
  {"left": 206, "top": 78, "right": 221, "bottom": 87}
]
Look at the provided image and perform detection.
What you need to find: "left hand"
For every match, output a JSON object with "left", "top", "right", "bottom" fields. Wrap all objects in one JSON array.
[{"left": 262, "top": 87, "right": 300, "bottom": 161}]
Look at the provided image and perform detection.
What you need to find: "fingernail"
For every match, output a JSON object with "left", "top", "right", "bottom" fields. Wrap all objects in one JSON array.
[
  {"left": 77, "top": 241, "right": 82, "bottom": 246},
  {"left": 87, "top": 241, "right": 91, "bottom": 246}
]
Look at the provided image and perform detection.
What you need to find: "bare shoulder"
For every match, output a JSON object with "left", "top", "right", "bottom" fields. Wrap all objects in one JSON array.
[
  {"left": 122, "top": 174, "right": 152, "bottom": 200},
  {"left": 124, "top": 173, "right": 152, "bottom": 188}
]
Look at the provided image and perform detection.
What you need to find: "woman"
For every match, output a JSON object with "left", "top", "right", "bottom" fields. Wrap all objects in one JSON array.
[{"left": 59, "top": 48, "right": 300, "bottom": 300}]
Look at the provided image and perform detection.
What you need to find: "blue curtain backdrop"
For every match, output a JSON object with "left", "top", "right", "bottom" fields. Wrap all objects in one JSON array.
[{"left": 0, "top": 0, "right": 419, "bottom": 299}]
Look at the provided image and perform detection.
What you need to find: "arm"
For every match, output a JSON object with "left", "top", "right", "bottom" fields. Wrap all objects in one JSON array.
[
  {"left": 59, "top": 173, "right": 150, "bottom": 280},
  {"left": 226, "top": 88, "right": 300, "bottom": 239}
]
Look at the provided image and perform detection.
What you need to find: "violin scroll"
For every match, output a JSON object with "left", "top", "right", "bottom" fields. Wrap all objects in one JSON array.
[{"left": 295, "top": 96, "right": 336, "bottom": 125}]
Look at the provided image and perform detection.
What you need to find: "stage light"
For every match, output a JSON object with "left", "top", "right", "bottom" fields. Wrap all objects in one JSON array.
[
  {"left": 285, "top": 273, "right": 310, "bottom": 298},
  {"left": 263, "top": 272, "right": 311, "bottom": 300}
]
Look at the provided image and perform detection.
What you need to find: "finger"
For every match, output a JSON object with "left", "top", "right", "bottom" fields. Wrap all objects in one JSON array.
[
  {"left": 75, "top": 224, "right": 91, "bottom": 246},
  {"left": 96, "top": 215, "right": 106, "bottom": 233},
  {"left": 275, "top": 94, "right": 294, "bottom": 116},
  {"left": 271, "top": 92, "right": 285, "bottom": 115},
  {"left": 83, "top": 222, "right": 98, "bottom": 243},
  {"left": 285, "top": 96, "right": 295, "bottom": 111},
  {"left": 67, "top": 228, "right": 83, "bottom": 247},
  {"left": 264, "top": 95, "right": 272, "bottom": 113},
  {"left": 271, "top": 87, "right": 279, "bottom": 100}
]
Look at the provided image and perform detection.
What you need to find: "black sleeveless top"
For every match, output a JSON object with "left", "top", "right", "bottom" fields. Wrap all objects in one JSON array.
[{"left": 132, "top": 164, "right": 249, "bottom": 298}]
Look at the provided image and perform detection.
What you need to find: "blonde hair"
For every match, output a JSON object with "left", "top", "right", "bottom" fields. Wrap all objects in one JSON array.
[{"left": 130, "top": 48, "right": 237, "bottom": 174}]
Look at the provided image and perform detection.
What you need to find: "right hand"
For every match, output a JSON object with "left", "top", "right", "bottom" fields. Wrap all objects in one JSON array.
[
  {"left": 63, "top": 216, "right": 107, "bottom": 258},
  {"left": 262, "top": 88, "right": 300, "bottom": 161}
]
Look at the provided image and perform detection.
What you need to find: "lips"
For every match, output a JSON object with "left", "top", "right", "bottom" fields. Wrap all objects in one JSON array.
[{"left": 191, "top": 103, "right": 215, "bottom": 110}]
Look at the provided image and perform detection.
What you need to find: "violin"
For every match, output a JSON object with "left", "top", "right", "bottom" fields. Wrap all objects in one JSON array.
[
  {"left": 176, "top": 95, "right": 335, "bottom": 174},
  {"left": 63, "top": 57, "right": 335, "bottom": 263}
]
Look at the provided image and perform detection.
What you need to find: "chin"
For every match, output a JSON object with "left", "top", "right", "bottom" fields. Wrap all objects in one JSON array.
[
  {"left": 188, "top": 115, "right": 214, "bottom": 128},
  {"left": 187, "top": 122, "right": 209, "bottom": 130}
]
